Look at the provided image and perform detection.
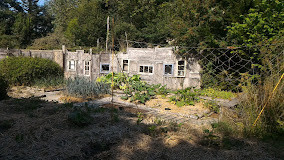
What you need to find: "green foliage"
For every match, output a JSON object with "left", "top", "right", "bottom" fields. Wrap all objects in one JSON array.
[
  {"left": 0, "top": 0, "right": 53, "bottom": 48},
  {"left": 169, "top": 87, "right": 200, "bottom": 107},
  {"left": 137, "top": 112, "right": 144, "bottom": 125},
  {"left": 204, "top": 100, "right": 220, "bottom": 113},
  {"left": 0, "top": 76, "right": 9, "bottom": 100},
  {"left": 228, "top": 0, "right": 283, "bottom": 47},
  {"left": 66, "top": 77, "right": 110, "bottom": 98},
  {"left": 227, "top": 0, "right": 283, "bottom": 82},
  {"left": 0, "top": 56, "right": 63, "bottom": 85},
  {"left": 199, "top": 87, "right": 236, "bottom": 99},
  {"left": 97, "top": 73, "right": 168, "bottom": 104},
  {"left": 29, "top": 32, "right": 71, "bottom": 50}
]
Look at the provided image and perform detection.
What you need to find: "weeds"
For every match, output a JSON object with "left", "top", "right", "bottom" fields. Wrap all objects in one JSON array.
[
  {"left": 204, "top": 100, "right": 219, "bottom": 113},
  {"left": 137, "top": 112, "right": 144, "bottom": 125},
  {"left": 198, "top": 87, "right": 236, "bottom": 99}
]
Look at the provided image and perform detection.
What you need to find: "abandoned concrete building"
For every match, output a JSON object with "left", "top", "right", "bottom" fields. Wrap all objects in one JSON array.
[
  {"left": 0, "top": 47, "right": 201, "bottom": 89},
  {"left": 64, "top": 47, "right": 201, "bottom": 89}
]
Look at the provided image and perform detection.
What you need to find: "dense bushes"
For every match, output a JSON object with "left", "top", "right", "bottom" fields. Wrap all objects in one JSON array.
[
  {"left": 0, "top": 57, "right": 63, "bottom": 85},
  {"left": 0, "top": 76, "right": 8, "bottom": 100}
]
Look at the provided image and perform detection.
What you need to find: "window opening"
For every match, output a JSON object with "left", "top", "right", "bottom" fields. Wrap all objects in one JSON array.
[
  {"left": 69, "top": 60, "right": 75, "bottom": 70},
  {"left": 177, "top": 60, "right": 185, "bottom": 76},
  {"left": 84, "top": 61, "right": 90, "bottom": 76},
  {"left": 139, "top": 65, "right": 153, "bottom": 73},
  {"left": 100, "top": 63, "right": 110, "bottom": 73},
  {"left": 123, "top": 60, "right": 129, "bottom": 72},
  {"left": 164, "top": 64, "right": 173, "bottom": 75}
]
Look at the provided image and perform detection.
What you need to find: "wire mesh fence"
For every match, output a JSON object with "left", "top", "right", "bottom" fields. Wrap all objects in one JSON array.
[{"left": 114, "top": 40, "right": 284, "bottom": 93}]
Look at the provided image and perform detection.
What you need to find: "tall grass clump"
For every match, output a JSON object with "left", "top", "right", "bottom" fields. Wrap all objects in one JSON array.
[
  {"left": 66, "top": 77, "right": 110, "bottom": 98},
  {"left": 0, "top": 56, "right": 63, "bottom": 85},
  {"left": 238, "top": 74, "right": 284, "bottom": 138}
]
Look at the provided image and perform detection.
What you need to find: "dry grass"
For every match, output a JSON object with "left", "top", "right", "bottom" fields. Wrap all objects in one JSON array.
[{"left": 0, "top": 97, "right": 282, "bottom": 159}]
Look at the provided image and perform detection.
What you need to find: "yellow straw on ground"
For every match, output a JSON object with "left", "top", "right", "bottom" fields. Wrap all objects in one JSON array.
[{"left": 253, "top": 73, "right": 284, "bottom": 126}]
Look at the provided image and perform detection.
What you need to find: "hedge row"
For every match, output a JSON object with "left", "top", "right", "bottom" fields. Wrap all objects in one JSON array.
[{"left": 0, "top": 57, "right": 63, "bottom": 85}]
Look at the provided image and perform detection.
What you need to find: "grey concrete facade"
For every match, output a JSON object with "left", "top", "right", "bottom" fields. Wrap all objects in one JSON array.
[{"left": 0, "top": 47, "right": 201, "bottom": 89}]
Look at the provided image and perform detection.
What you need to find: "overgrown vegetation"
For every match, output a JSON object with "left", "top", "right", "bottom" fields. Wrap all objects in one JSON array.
[
  {"left": 98, "top": 73, "right": 235, "bottom": 107},
  {"left": 0, "top": 57, "right": 63, "bottom": 86},
  {"left": 66, "top": 77, "right": 110, "bottom": 98},
  {"left": 238, "top": 74, "right": 284, "bottom": 138},
  {"left": 97, "top": 73, "right": 170, "bottom": 104},
  {"left": 169, "top": 87, "right": 200, "bottom": 107},
  {"left": 198, "top": 87, "right": 236, "bottom": 99}
]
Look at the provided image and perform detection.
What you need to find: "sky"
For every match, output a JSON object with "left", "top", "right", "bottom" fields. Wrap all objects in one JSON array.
[{"left": 38, "top": 0, "right": 46, "bottom": 6}]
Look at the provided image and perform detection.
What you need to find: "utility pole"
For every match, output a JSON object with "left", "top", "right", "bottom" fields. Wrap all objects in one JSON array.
[{"left": 106, "top": 16, "right": 110, "bottom": 53}]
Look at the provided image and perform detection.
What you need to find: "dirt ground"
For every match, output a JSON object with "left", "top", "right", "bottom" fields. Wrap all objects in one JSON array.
[
  {"left": 0, "top": 96, "right": 282, "bottom": 160},
  {"left": 145, "top": 95, "right": 210, "bottom": 117}
]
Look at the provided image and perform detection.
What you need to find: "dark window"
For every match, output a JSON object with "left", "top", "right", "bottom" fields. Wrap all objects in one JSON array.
[
  {"left": 100, "top": 64, "right": 110, "bottom": 73},
  {"left": 123, "top": 60, "right": 129, "bottom": 72},
  {"left": 68, "top": 60, "right": 75, "bottom": 70},
  {"left": 84, "top": 61, "right": 90, "bottom": 75},
  {"left": 164, "top": 64, "right": 173, "bottom": 75},
  {"left": 177, "top": 60, "right": 185, "bottom": 76},
  {"left": 139, "top": 65, "right": 153, "bottom": 73}
]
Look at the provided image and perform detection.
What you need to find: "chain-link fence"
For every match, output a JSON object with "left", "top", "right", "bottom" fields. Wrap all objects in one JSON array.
[{"left": 114, "top": 40, "right": 284, "bottom": 92}]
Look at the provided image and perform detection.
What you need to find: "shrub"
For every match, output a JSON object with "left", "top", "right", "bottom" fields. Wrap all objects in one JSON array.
[
  {"left": 0, "top": 57, "right": 63, "bottom": 85},
  {"left": 66, "top": 77, "right": 110, "bottom": 98},
  {"left": 0, "top": 76, "right": 8, "bottom": 100}
]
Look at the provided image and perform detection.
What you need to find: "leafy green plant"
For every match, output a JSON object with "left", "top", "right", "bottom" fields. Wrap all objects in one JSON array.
[
  {"left": 98, "top": 73, "right": 170, "bottom": 104},
  {"left": 0, "top": 57, "right": 63, "bottom": 85},
  {"left": 169, "top": 87, "right": 200, "bottom": 107},
  {"left": 137, "top": 112, "right": 144, "bottom": 125}
]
